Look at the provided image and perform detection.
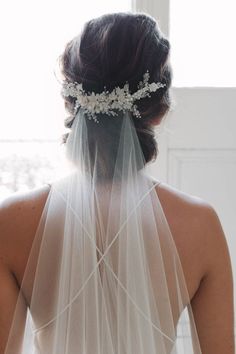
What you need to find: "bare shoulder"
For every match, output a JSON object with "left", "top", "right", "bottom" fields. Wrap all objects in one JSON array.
[
  {"left": 0, "top": 185, "right": 51, "bottom": 272},
  {"left": 155, "top": 180, "right": 211, "bottom": 210},
  {"left": 0, "top": 184, "right": 50, "bottom": 211},
  {"left": 0, "top": 186, "right": 50, "bottom": 353},
  {"left": 155, "top": 181, "right": 219, "bottom": 240},
  {"left": 155, "top": 182, "right": 235, "bottom": 353},
  {"left": 154, "top": 181, "right": 233, "bottom": 293},
  {"left": 155, "top": 180, "right": 229, "bottom": 251},
  {"left": 0, "top": 184, "right": 50, "bottom": 233}
]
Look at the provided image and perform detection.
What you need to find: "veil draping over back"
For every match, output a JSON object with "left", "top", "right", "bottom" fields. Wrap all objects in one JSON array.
[{"left": 5, "top": 109, "right": 202, "bottom": 353}]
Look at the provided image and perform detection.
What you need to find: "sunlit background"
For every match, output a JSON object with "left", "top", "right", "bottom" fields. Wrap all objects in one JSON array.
[
  {"left": 170, "top": 0, "right": 236, "bottom": 87},
  {"left": 0, "top": 0, "right": 236, "bottom": 199}
]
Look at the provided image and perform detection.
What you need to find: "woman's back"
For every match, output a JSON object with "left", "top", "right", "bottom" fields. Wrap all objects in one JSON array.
[
  {"left": 0, "top": 181, "right": 202, "bottom": 307},
  {"left": 0, "top": 180, "right": 234, "bottom": 353}
]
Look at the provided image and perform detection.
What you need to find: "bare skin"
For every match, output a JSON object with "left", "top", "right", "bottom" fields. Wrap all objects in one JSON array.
[{"left": 0, "top": 181, "right": 234, "bottom": 353}]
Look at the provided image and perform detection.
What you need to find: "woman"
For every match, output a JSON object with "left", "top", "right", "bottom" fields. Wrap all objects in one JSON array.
[{"left": 0, "top": 12, "right": 234, "bottom": 354}]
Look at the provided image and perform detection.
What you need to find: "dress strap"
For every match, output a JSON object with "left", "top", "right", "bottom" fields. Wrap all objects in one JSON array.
[{"left": 152, "top": 180, "right": 162, "bottom": 189}]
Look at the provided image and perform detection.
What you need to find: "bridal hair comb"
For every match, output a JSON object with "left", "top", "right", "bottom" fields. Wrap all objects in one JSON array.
[{"left": 61, "top": 70, "right": 166, "bottom": 123}]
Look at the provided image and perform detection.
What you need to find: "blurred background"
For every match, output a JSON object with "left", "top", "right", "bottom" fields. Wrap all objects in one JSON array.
[{"left": 0, "top": 0, "right": 235, "bottom": 343}]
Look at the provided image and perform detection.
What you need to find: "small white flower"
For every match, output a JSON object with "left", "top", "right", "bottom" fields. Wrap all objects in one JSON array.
[
  {"left": 149, "top": 83, "right": 159, "bottom": 92},
  {"left": 143, "top": 71, "right": 150, "bottom": 84}
]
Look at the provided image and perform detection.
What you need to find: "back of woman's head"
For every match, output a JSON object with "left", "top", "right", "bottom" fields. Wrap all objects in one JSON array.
[{"left": 59, "top": 12, "right": 172, "bottom": 176}]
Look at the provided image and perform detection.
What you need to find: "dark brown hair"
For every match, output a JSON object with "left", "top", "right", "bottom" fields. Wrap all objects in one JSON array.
[{"left": 59, "top": 12, "right": 172, "bottom": 170}]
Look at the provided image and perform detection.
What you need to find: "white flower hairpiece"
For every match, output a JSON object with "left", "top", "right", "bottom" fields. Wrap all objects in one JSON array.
[{"left": 61, "top": 70, "right": 166, "bottom": 123}]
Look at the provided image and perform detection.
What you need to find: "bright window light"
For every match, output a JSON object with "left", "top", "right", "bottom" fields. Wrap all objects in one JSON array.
[
  {"left": 0, "top": 0, "right": 131, "bottom": 141},
  {"left": 169, "top": 0, "right": 236, "bottom": 87},
  {"left": 0, "top": 1, "right": 131, "bottom": 199}
]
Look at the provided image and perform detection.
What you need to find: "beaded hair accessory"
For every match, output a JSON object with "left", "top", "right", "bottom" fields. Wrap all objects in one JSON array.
[{"left": 61, "top": 70, "right": 166, "bottom": 123}]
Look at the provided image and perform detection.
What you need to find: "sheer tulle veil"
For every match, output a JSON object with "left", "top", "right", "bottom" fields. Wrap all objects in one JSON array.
[{"left": 5, "top": 107, "right": 202, "bottom": 353}]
